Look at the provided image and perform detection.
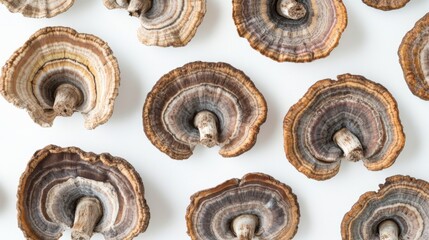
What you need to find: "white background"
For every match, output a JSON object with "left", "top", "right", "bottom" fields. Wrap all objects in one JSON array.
[{"left": 0, "top": 0, "right": 428, "bottom": 239}]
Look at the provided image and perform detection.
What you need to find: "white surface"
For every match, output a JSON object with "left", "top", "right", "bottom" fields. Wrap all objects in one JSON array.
[{"left": 0, "top": 1, "right": 428, "bottom": 239}]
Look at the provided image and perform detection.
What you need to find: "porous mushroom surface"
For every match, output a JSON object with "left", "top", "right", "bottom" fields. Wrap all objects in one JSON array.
[
  {"left": 186, "top": 173, "right": 300, "bottom": 240},
  {"left": 232, "top": 0, "right": 347, "bottom": 62},
  {"left": 17, "top": 145, "right": 150, "bottom": 240},
  {"left": 341, "top": 175, "right": 429, "bottom": 240},
  {"left": 143, "top": 61, "right": 267, "bottom": 160},
  {"left": 0, "top": 27, "right": 120, "bottom": 129},
  {"left": 399, "top": 13, "right": 429, "bottom": 100},
  {"left": 362, "top": 0, "right": 410, "bottom": 10},
  {"left": 283, "top": 74, "right": 405, "bottom": 180},
  {"left": 103, "top": 0, "right": 206, "bottom": 47},
  {"left": 0, "top": 0, "right": 75, "bottom": 18}
]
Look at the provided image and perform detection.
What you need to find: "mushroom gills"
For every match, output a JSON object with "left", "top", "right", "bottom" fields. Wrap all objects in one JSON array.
[
  {"left": 378, "top": 220, "right": 399, "bottom": 240},
  {"left": 333, "top": 128, "right": 365, "bottom": 162},
  {"left": 232, "top": 214, "right": 260, "bottom": 240},
  {"left": 193, "top": 111, "right": 219, "bottom": 148},
  {"left": 71, "top": 197, "right": 103, "bottom": 240},
  {"left": 276, "top": 0, "right": 307, "bottom": 20},
  {"left": 53, "top": 83, "right": 83, "bottom": 117}
]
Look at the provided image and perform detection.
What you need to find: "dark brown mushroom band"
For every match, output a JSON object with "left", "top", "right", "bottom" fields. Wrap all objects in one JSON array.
[
  {"left": 17, "top": 145, "right": 149, "bottom": 240},
  {"left": 284, "top": 74, "right": 404, "bottom": 180}
]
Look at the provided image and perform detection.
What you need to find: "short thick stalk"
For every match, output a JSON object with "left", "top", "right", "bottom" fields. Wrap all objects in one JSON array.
[
  {"left": 71, "top": 197, "right": 103, "bottom": 240},
  {"left": 333, "top": 128, "right": 364, "bottom": 162},
  {"left": 379, "top": 220, "right": 399, "bottom": 240},
  {"left": 128, "top": 0, "right": 151, "bottom": 17},
  {"left": 277, "top": 0, "right": 307, "bottom": 20},
  {"left": 194, "top": 111, "right": 218, "bottom": 148},
  {"left": 232, "top": 214, "right": 259, "bottom": 240},
  {"left": 53, "top": 84, "right": 82, "bottom": 117}
]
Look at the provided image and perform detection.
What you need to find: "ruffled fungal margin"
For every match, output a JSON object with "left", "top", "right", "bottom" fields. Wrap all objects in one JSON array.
[
  {"left": 186, "top": 173, "right": 300, "bottom": 240},
  {"left": 284, "top": 74, "right": 405, "bottom": 180},
  {"left": 103, "top": 0, "right": 206, "bottom": 47},
  {"left": 143, "top": 61, "right": 267, "bottom": 160},
  {"left": 17, "top": 145, "right": 150, "bottom": 240},
  {"left": 0, "top": 27, "right": 120, "bottom": 129},
  {"left": 341, "top": 175, "right": 429, "bottom": 239},
  {"left": 0, "top": 0, "right": 75, "bottom": 18},
  {"left": 399, "top": 13, "right": 429, "bottom": 100},
  {"left": 232, "top": 0, "right": 347, "bottom": 62},
  {"left": 362, "top": 0, "right": 410, "bottom": 10}
]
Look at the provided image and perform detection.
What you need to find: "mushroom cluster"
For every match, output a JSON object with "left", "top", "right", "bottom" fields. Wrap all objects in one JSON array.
[
  {"left": 143, "top": 61, "right": 267, "bottom": 159},
  {"left": 17, "top": 145, "right": 150, "bottom": 240},
  {"left": 103, "top": 0, "right": 206, "bottom": 47},
  {"left": 362, "top": 0, "right": 411, "bottom": 10},
  {"left": 0, "top": 27, "right": 120, "bottom": 129},
  {"left": 342, "top": 175, "right": 429, "bottom": 239},
  {"left": 186, "top": 173, "right": 300, "bottom": 240},
  {"left": 0, "top": 0, "right": 75, "bottom": 18},
  {"left": 284, "top": 74, "right": 405, "bottom": 180},
  {"left": 399, "top": 13, "right": 429, "bottom": 100},
  {"left": 232, "top": 0, "right": 348, "bottom": 62}
]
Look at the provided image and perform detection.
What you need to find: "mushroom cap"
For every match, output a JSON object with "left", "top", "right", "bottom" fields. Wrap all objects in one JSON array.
[
  {"left": 0, "top": 0, "right": 75, "bottom": 18},
  {"left": 341, "top": 175, "right": 429, "bottom": 239},
  {"left": 0, "top": 27, "right": 120, "bottom": 129},
  {"left": 103, "top": 0, "right": 206, "bottom": 47},
  {"left": 399, "top": 12, "right": 429, "bottom": 100},
  {"left": 143, "top": 61, "right": 267, "bottom": 160},
  {"left": 186, "top": 173, "right": 300, "bottom": 240},
  {"left": 232, "top": 0, "right": 347, "bottom": 62},
  {"left": 283, "top": 74, "right": 405, "bottom": 180},
  {"left": 17, "top": 145, "right": 150, "bottom": 240},
  {"left": 362, "top": 0, "right": 410, "bottom": 10}
]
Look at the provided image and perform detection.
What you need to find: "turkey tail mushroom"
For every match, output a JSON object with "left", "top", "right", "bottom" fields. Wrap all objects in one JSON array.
[
  {"left": 0, "top": 0, "right": 75, "bottom": 18},
  {"left": 362, "top": 0, "right": 411, "bottom": 10}
]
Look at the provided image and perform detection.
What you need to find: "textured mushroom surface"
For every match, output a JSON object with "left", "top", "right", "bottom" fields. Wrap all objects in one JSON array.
[
  {"left": 232, "top": 0, "right": 347, "bottom": 62},
  {"left": 17, "top": 145, "right": 150, "bottom": 240},
  {"left": 362, "top": 0, "right": 410, "bottom": 10},
  {"left": 103, "top": 0, "right": 206, "bottom": 47},
  {"left": 284, "top": 74, "right": 405, "bottom": 180},
  {"left": 186, "top": 173, "right": 300, "bottom": 240},
  {"left": 0, "top": 27, "right": 120, "bottom": 129},
  {"left": 341, "top": 175, "right": 429, "bottom": 239},
  {"left": 143, "top": 61, "right": 267, "bottom": 159},
  {"left": 0, "top": 0, "right": 75, "bottom": 18},
  {"left": 399, "top": 13, "right": 429, "bottom": 100}
]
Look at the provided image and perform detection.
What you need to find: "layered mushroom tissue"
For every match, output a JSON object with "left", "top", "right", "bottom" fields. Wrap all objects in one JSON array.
[{"left": 2, "top": 1, "right": 429, "bottom": 240}]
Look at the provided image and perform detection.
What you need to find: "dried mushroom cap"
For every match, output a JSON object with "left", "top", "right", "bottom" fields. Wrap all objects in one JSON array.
[
  {"left": 284, "top": 74, "right": 405, "bottom": 180},
  {"left": 362, "top": 0, "right": 410, "bottom": 10},
  {"left": 143, "top": 61, "right": 267, "bottom": 160},
  {"left": 0, "top": 0, "right": 75, "bottom": 18},
  {"left": 232, "top": 0, "right": 347, "bottom": 62},
  {"left": 17, "top": 145, "right": 150, "bottom": 240},
  {"left": 0, "top": 27, "right": 120, "bottom": 129},
  {"left": 186, "top": 173, "right": 300, "bottom": 240},
  {"left": 341, "top": 175, "right": 429, "bottom": 239},
  {"left": 399, "top": 13, "right": 429, "bottom": 100},
  {"left": 103, "top": 0, "right": 206, "bottom": 47}
]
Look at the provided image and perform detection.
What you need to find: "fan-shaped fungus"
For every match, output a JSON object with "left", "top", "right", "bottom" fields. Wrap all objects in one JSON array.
[
  {"left": 362, "top": 0, "right": 410, "bottom": 10},
  {"left": 0, "top": 0, "right": 75, "bottom": 18}
]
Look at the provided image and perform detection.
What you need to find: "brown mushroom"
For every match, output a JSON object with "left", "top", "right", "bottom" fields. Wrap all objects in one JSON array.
[
  {"left": 341, "top": 175, "right": 429, "bottom": 239},
  {"left": 399, "top": 13, "right": 429, "bottom": 100},
  {"left": 0, "top": 27, "right": 120, "bottom": 129},
  {"left": 17, "top": 145, "right": 150, "bottom": 240},
  {"left": 284, "top": 74, "right": 405, "bottom": 180},
  {"left": 143, "top": 61, "right": 267, "bottom": 160},
  {"left": 232, "top": 0, "right": 348, "bottom": 62},
  {"left": 362, "top": 0, "right": 410, "bottom": 10},
  {"left": 0, "top": 0, "right": 75, "bottom": 18},
  {"left": 103, "top": 0, "right": 206, "bottom": 47},
  {"left": 186, "top": 173, "right": 300, "bottom": 240}
]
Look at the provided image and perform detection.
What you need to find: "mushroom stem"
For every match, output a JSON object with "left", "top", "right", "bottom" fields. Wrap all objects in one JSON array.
[
  {"left": 232, "top": 214, "right": 259, "bottom": 240},
  {"left": 277, "top": 0, "right": 307, "bottom": 20},
  {"left": 333, "top": 128, "right": 364, "bottom": 162},
  {"left": 128, "top": 0, "right": 151, "bottom": 17},
  {"left": 53, "top": 83, "right": 83, "bottom": 117},
  {"left": 71, "top": 197, "right": 103, "bottom": 240},
  {"left": 194, "top": 111, "right": 218, "bottom": 148},
  {"left": 378, "top": 220, "right": 399, "bottom": 240}
]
